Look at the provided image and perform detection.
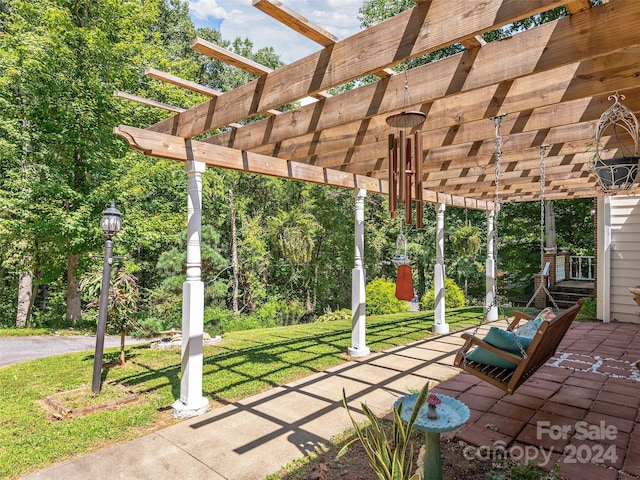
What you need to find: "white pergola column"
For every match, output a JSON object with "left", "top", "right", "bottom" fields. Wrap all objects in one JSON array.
[
  {"left": 433, "top": 203, "right": 449, "bottom": 334},
  {"left": 349, "top": 188, "right": 370, "bottom": 357},
  {"left": 597, "top": 196, "right": 611, "bottom": 323},
  {"left": 172, "top": 160, "right": 210, "bottom": 418},
  {"left": 485, "top": 209, "right": 498, "bottom": 321}
]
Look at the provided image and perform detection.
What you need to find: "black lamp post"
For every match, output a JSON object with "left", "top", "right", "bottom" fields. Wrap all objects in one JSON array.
[{"left": 91, "top": 201, "right": 122, "bottom": 395}]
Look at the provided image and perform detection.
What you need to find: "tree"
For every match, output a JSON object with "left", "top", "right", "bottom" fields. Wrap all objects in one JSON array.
[
  {"left": 0, "top": 0, "right": 168, "bottom": 325},
  {"left": 152, "top": 225, "right": 229, "bottom": 323},
  {"left": 81, "top": 266, "right": 141, "bottom": 365}
]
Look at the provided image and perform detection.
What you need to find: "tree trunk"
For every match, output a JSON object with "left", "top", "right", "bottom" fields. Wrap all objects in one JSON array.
[
  {"left": 120, "top": 329, "right": 126, "bottom": 365},
  {"left": 16, "top": 271, "right": 33, "bottom": 327},
  {"left": 66, "top": 254, "right": 82, "bottom": 324},
  {"left": 545, "top": 200, "right": 556, "bottom": 249},
  {"left": 228, "top": 189, "right": 240, "bottom": 314}
]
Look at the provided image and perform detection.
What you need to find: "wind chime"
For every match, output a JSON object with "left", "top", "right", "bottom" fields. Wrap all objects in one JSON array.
[
  {"left": 386, "top": 77, "right": 426, "bottom": 300},
  {"left": 386, "top": 93, "right": 426, "bottom": 229}
]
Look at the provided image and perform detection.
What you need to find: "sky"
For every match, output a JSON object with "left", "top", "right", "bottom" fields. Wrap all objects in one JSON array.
[{"left": 187, "top": 0, "right": 364, "bottom": 65}]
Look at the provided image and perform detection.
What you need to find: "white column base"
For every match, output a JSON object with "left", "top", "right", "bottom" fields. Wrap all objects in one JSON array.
[
  {"left": 432, "top": 323, "right": 450, "bottom": 334},
  {"left": 350, "top": 267, "right": 370, "bottom": 358},
  {"left": 175, "top": 280, "right": 209, "bottom": 418},
  {"left": 172, "top": 397, "right": 210, "bottom": 418},
  {"left": 485, "top": 256, "right": 498, "bottom": 321},
  {"left": 433, "top": 264, "right": 449, "bottom": 334},
  {"left": 348, "top": 346, "right": 371, "bottom": 357}
]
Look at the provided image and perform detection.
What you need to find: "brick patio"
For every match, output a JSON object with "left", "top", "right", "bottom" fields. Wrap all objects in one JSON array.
[{"left": 432, "top": 322, "right": 640, "bottom": 480}]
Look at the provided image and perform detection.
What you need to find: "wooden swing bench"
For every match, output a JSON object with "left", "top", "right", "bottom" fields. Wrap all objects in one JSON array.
[{"left": 453, "top": 299, "right": 584, "bottom": 394}]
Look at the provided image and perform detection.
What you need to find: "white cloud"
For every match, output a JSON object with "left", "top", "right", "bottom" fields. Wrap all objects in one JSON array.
[{"left": 189, "top": 0, "right": 228, "bottom": 21}]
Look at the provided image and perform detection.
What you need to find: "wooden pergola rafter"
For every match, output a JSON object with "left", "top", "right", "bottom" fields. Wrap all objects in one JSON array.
[{"left": 115, "top": 0, "right": 640, "bottom": 209}]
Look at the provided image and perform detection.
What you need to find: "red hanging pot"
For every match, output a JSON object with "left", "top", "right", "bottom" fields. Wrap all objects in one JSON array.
[{"left": 395, "top": 264, "right": 414, "bottom": 301}]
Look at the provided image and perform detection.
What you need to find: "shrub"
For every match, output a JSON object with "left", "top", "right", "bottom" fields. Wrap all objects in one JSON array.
[
  {"left": 134, "top": 315, "right": 165, "bottom": 338},
  {"left": 420, "top": 278, "right": 466, "bottom": 310},
  {"left": 256, "top": 298, "right": 306, "bottom": 327},
  {"left": 316, "top": 308, "right": 352, "bottom": 322},
  {"left": 204, "top": 306, "right": 238, "bottom": 335},
  {"left": 576, "top": 297, "right": 597, "bottom": 322},
  {"left": 365, "top": 277, "right": 410, "bottom": 316}
]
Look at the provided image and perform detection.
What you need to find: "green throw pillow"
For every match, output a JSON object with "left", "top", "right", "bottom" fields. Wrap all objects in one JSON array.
[{"left": 465, "top": 327, "right": 532, "bottom": 370}]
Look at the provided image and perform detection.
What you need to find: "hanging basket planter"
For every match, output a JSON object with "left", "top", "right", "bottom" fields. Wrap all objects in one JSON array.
[
  {"left": 589, "top": 93, "right": 640, "bottom": 193},
  {"left": 589, "top": 156, "right": 639, "bottom": 192}
]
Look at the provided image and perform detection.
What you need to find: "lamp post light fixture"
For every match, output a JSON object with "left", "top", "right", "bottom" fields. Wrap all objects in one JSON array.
[{"left": 91, "top": 201, "right": 122, "bottom": 395}]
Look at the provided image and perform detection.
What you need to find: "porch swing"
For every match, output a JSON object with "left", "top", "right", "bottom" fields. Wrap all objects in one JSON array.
[{"left": 453, "top": 116, "right": 583, "bottom": 394}]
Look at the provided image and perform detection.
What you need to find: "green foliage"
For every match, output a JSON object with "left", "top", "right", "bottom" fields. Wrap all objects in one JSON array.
[
  {"left": 316, "top": 309, "right": 352, "bottom": 323},
  {"left": 256, "top": 297, "right": 306, "bottom": 327},
  {"left": 576, "top": 297, "right": 598, "bottom": 322},
  {"left": 268, "top": 208, "right": 319, "bottom": 266},
  {"left": 451, "top": 225, "right": 482, "bottom": 257},
  {"left": 366, "top": 278, "right": 411, "bottom": 316},
  {"left": 421, "top": 278, "right": 466, "bottom": 310},
  {"left": 204, "top": 306, "right": 241, "bottom": 335},
  {"left": 133, "top": 315, "right": 165, "bottom": 339},
  {"left": 340, "top": 382, "right": 429, "bottom": 480},
  {"left": 80, "top": 266, "right": 141, "bottom": 362}
]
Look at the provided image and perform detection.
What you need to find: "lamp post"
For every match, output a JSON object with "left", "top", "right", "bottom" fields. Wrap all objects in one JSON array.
[{"left": 91, "top": 201, "right": 122, "bottom": 395}]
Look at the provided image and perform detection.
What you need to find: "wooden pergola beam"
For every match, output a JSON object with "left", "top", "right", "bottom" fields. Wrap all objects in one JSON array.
[
  {"left": 190, "top": 38, "right": 273, "bottom": 76},
  {"left": 565, "top": 0, "right": 591, "bottom": 14},
  {"left": 114, "top": 125, "right": 494, "bottom": 211},
  {"left": 148, "top": 0, "right": 567, "bottom": 138},
  {"left": 113, "top": 91, "right": 185, "bottom": 113},
  {"left": 252, "top": 0, "right": 338, "bottom": 47},
  {"left": 253, "top": 0, "right": 395, "bottom": 79},
  {"left": 206, "top": 3, "right": 640, "bottom": 156},
  {"left": 222, "top": 59, "right": 640, "bottom": 173},
  {"left": 145, "top": 68, "right": 220, "bottom": 97}
]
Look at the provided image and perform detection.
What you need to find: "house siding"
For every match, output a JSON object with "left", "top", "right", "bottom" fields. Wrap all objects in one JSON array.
[{"left": 609, "top": 195, "right": 640, "bottom": 322}]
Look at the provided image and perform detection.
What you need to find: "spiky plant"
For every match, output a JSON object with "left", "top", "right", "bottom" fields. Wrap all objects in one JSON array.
[{"left": 339, "top": 382, "right": 430, "bottom": 480}]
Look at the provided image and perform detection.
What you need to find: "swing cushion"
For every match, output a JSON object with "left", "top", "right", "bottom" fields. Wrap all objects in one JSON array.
[
  {"left": 466, "top": 327, "right": 533, "bottom": 369},
  {"left": 515, "top": 307, "right": 556, "bottom": 338}
]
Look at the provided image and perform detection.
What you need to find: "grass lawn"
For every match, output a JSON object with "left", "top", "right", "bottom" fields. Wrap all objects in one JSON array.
[{"left": 0, "top": 308, "right": 488, "bottom": 479}]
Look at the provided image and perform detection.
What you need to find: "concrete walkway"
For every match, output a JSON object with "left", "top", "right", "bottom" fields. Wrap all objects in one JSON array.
[{"left": 20, "top": 326, "right": 488, "bottom": 480}]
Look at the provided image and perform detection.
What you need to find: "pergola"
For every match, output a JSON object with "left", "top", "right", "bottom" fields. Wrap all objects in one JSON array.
[{"left": 113, "top": 0, "right": 640, "bottom": 416}]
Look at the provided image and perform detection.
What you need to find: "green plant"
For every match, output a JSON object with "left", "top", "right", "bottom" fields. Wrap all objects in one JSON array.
[
  {"left": 80, "top": 268, "right": 141, "bottom": 364},
  {"left": 420, "top": 278, "right": 465, "bottom": 310},
  {"left": 340, "top": 382, "right": 430, "bottom": 480},
  {"left": 576, "top": 297, "right": 597, "bottom": 322},
  {"left": 451, "top": 225, "right": 482, "bottom": 257},
  {"left": 256, "top": 298, "right": 306, "bottom": 327},
  {"left": 315, "top": 308, "right": 352, "bottom": 322},
  {"left": 134, "top": 315, "right": 165, "bottom": 338},
  {"left": 366, "top": 277, "right": 411, "bottom": 316}
]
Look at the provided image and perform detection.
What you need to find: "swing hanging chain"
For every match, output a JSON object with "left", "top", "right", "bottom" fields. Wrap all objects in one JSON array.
[
  {"left": 492, "top": 116, "right": 527, "bottom": 359},
  {"left": 539, "top": 145, "right": 547, "bottom": 275},
  {"left": 464, "top": 115, "right": 507, "bottom": 354},
  {"left": 491, "top": 115, "right": 506, "bottom": 310},
  {"left": 524, "top": 145, "right": 561, "bottom": 312}
]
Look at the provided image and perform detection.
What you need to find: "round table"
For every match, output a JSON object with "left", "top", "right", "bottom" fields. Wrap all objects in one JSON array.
[{"left": 394, "top": 393, "right": 470, "bottom": 480}]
